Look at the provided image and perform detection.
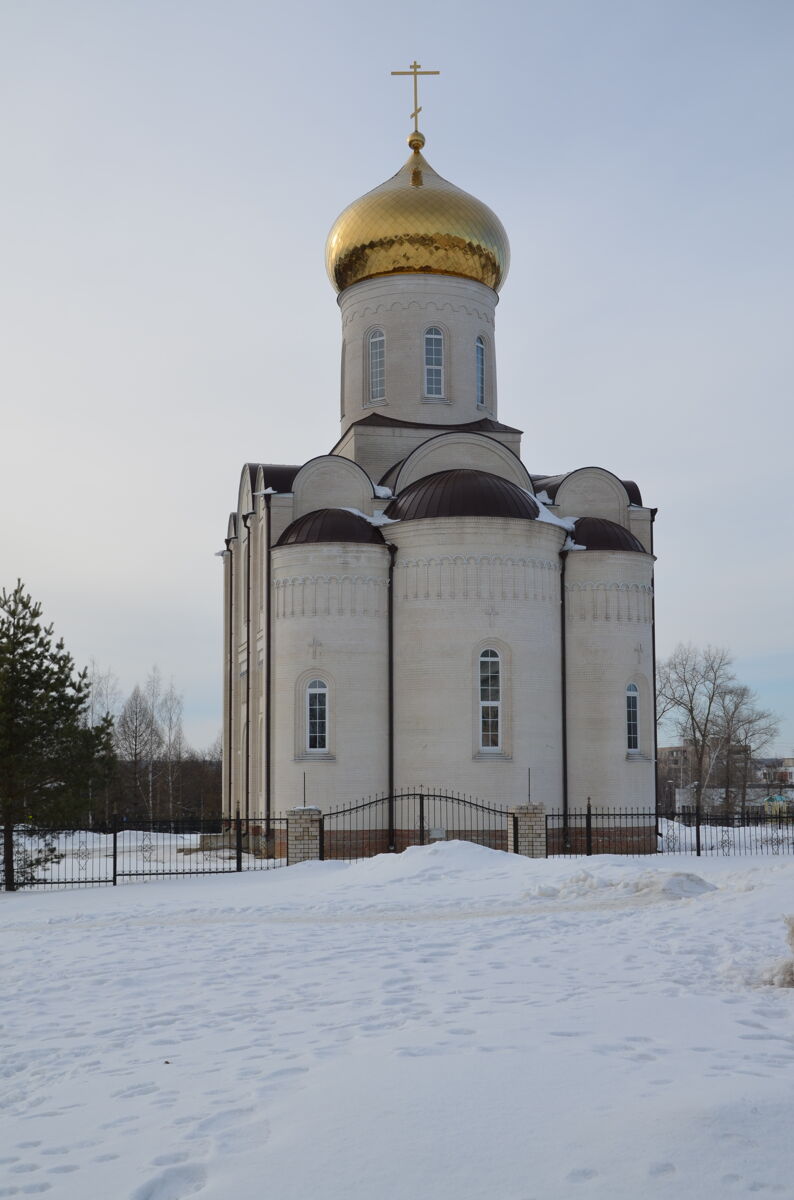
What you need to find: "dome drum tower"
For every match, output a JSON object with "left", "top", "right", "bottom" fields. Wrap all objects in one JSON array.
[{"left": 338, "top": 273, "right": 499, "bottom": 434}]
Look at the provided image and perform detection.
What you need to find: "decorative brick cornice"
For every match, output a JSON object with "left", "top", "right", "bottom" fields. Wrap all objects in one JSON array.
[
  {"left": 341, "top": 297, "right": 495, "bottom": 329},
  {"left": 397, "top": 554, "right": 560, "bottom": 603},
  {"left": 274, "top": 575, "right": 389, "bottom": 619},
  {"left": 564, "top": 581, "right": 653, "bottom": 623}
]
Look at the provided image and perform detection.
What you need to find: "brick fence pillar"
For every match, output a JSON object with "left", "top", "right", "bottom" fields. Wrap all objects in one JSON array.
[
  {"left": 287, "top": 806, "right": 322, "bottom": 866},
  {"left": 507, "top": 804, "right": 546, "bottom": 858}
]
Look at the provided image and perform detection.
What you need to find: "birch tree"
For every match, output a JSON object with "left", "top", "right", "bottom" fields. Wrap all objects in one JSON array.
[{"left": 159, "top": 680, "right": 184, "bottom": 821}]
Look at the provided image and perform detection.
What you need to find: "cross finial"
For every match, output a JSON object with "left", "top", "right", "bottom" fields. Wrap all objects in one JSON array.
[{"left": 391, "top": 60, "right": 440, "bottom": 147}]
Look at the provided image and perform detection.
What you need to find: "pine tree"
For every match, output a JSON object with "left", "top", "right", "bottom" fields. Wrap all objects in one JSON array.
[{"left": 0, "top": 582, "right": 114, "bottom": 890}]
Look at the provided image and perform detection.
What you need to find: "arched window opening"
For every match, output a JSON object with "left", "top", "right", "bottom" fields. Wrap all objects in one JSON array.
[
  {"left": 367, "top": 329, "right": 385, "bottom": 403},
  {"left": 424, "top": 327, "right": 444, "bottom": 397},
  {"left": 626, "top": 683, "right": 639, "bottom": 752},
  {"left": 476, "top": 336, "right": 485, "bottom": 407},
  {"left": 479, "top": 649, "right": 501, "bottom": 750},
  {"left": 307, "top": 679, "right": 328, "bottom": 751}
]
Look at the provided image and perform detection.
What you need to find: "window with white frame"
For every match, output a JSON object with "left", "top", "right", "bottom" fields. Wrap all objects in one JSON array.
[
  {"left": 307, "top": 679, "right": 328, "bottom": 751},
  {"left": 424, "top": 326, "right": 444, "bottom": 397},
  {"left": 367, "top": 329, "right": 385, "bottom": 403},
  {"left": 626, "top": 683, "right": 639, "bottom": 751},
  {"left": 479, "top": 649, "right": 501, "bottom": 750},
  {"left": 475, "top": 336, "right": 485, "bottom": 407}
]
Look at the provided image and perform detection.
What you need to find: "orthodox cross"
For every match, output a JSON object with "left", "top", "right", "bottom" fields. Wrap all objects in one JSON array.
[
  {"left": 634, "top": 641, "right": 644, "bottom": 663},
  {"left": 391, "top": 61, "right": 440, "bottom": 133},
  {"left": 484, "top": 605, "right": 498, "bottom": 629},
  {"left": 308, "top": 637, "right": 323, "bottom": 660}
]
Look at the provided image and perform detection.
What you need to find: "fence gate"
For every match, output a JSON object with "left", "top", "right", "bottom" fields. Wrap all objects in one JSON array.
[{"left": 320, "top": 790, "right": 510, "bottom": 862}]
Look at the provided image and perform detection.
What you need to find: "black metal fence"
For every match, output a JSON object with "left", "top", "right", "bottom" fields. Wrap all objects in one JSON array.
[
  {"left": 547, "top": 803, "right": 794, "bottom": 857},
  {"left": 658, "top": 811, "right": 794, "bottom": 856},
  {"left": 2, "top": 815, "right": 288, "bottom": 891},
  {"left": 320, "top": 790, "right": 511, "bottom": 861},
  {"left": 547, "top": 805, "right": 657, "bottom": 857},
  {"left": 7, "top": 801, "right": 794, "bottom": 889}
]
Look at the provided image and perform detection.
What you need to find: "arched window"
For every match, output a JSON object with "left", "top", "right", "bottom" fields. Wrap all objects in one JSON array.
[
  {"left": 479, "top": 650, "right": 501, "bottom": 750},
  {"left": 367, "top": 329, "right": 385, "bottom": 403},
  {"left": 307, "top": 679, "right": 328, "bottom": 752},
  {"left": 626, "top": 683, "right": 639, "bottom": 752},
  {"left": 424, "top": 326, "right": 444, "bottom": 397},
  {"left": 475, "top": 336, "right": 485, "bottom": 407}
]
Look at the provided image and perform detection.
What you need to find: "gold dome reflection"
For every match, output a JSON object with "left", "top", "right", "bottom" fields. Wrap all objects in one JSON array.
[{"left": 325, "top": 141, "right": 510, "bottom": 294}]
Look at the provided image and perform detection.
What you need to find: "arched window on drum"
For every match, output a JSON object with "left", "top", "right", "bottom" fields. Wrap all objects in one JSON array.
[
  {"left": 626, "top": 683, "right": 639, "bottom": 752},
  {"left": 307, "top": 679, "right": 329, "bottom": 752},
  {"left": 367, "top": 329, "right": 385, "bottom": 403},
  {"left": 479, "top": 649, "right": 501, "bottom": 751},
  {"left": 424, "top": 326, "right": 444, "bottom": 397},
  {"left": 475, "top": 336, "right": 486, "bottom": 407}
]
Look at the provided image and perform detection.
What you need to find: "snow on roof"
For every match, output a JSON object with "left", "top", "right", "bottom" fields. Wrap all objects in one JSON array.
[{"left": 341, "top": 507, "right": 400, "bottom": 527}]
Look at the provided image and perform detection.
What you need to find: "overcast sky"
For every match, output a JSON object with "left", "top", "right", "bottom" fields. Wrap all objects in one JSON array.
[{"left": 2, "top": 0, "right": 792, "bottom": 758}]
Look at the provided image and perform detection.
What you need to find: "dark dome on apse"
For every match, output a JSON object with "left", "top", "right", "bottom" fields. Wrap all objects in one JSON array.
[
  {"left": 275, "top": 508, "right": 385, "bottom": 547},
  {"left": 384, "top": 469, "right": 539, "bottom": 522},
  {"left": 572, "top": 517, "right": 646, "bottom": 553}
]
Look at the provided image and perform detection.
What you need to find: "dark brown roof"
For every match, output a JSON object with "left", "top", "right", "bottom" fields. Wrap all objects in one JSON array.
[
  {"left": 275, "top": 508, "right": 386, "bottom": 547},
  {"left": 261, "top": 465, "right": 301, "bottom": 493},
  {"left": 242, "top": 462, "right": 302, "bottom": 497},
  {"left": 378, "top": 459, "right": 405, "bottom": 489},
  {"left": 329, "top": 412, "right": 523, "bottom": 458},
  {"left": 384, "top": 469, "right": 539, "bottom": 523},
  {"left": 353, "top": 412, "right": 522, "bottom": 433},
  {"left": 249, "top": 463, "right": 302, "bottom": 493},
  {"left": 531, "top": 472, "right": 643, "bottom": 507},
  {"left": 572, "top": 517, "right": 646, "bottom": 552}
]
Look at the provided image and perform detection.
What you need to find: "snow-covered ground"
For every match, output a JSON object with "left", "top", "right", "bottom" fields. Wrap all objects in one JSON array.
[{"left": 2, "top": 843, "right": 794, "bottom": 1199}]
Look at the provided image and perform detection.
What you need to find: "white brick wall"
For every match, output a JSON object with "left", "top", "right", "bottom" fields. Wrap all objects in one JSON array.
[
  {"left": 564, "top": 549, "right": 656, "bottom": 812},
  {"left": 389, "top": 517, "right": 566, "bottom": 809}
]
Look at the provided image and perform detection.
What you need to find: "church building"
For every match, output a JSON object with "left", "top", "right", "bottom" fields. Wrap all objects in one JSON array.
[{"left": 220, "top": 77, "right": 657, "bottom": 828}]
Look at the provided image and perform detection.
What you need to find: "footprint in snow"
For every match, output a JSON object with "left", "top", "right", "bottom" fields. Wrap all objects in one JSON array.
[
  {"left": 186, "top": 1108, "right": 271, "bottom": 1155},
  {"left": 130, "top": 1163, "right": 208, "bottom": 1200},
  {"left": 263, "top": 1067, "right": 308, "bottom": 1081},
  {"left": 111, "top": 1083, "right": 159, "bottom": 1100},
  {"left": 648, "top": 1162, "right": 676, "bottom": 1176}
]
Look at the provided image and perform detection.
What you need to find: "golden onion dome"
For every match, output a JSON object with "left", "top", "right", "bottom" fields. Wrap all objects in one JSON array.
[{"left": 325, "top": 132, "right": 510, "bottom": 293}]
